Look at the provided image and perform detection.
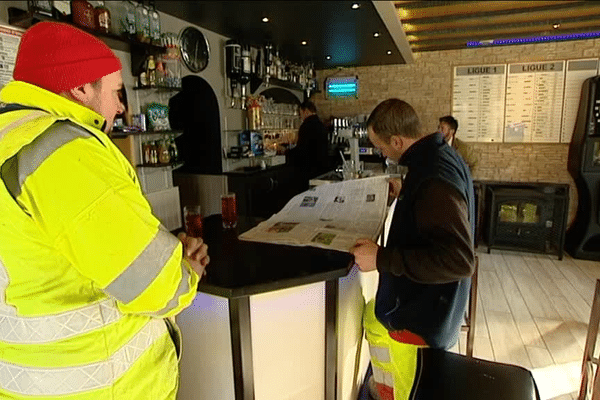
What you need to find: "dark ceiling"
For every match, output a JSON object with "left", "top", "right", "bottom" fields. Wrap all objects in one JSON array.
[{"left": 154, "top": 1, "right": 410, "bottom": 69}]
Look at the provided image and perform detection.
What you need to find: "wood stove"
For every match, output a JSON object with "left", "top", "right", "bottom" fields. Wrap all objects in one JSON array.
[{"left": 482, "top": 182, "right": 569, "bottom": 259}]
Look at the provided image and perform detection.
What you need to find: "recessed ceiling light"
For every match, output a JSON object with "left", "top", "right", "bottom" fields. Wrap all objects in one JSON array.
[
  {"left": 326, "top": 55, "right": 331, "bottom": 60},
  {"left": 262, "top": 17, "right": 269, "bottom": 23},
  {"left": 301, "top": 41, "right": 307, "bottom": 46},
  {"left": 352, "top": 3, "right": 360, "bottom": 9},
  {"left": 373, "top": 32, "right": 380, "bottom": 38},
  {"left": 553, "top": 22, "right": 560, "bottom": 29},
  {"left": 387, "top": 50, "right": 392, "bottom": 55}
]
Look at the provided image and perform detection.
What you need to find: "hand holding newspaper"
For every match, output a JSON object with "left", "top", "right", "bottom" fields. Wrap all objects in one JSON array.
[{"left": 239, "top": 175, "right": 390, "bottom": 253}]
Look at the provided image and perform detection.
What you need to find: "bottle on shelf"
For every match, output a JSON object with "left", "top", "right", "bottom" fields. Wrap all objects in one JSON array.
[
  {"left": 122, "top": 1, "right": 137, "bottom": 38},
  {"left": 168, "top": 135, "right": 179, "bottom": 162},
  {"left": 158, "top": 139, "right": 171, "bottom": 164},
  {"left": 94, "top": 1, "right": 111, "bottom": 34},
  {"left": 71, "top": 0, "right": 96, "bottom": 30},
  {"left": 52, "top": 1, "right": 72, "bottom": 21},
  {"left": 28, "top": 1, "right": 53, "bottom": 17},
  {"left": 148, "top": 0, "right": 161, "bottom": 46},
  {"left": 135, "top": 0, "right": 150, "bottom": 43},
  {"left": 146, "top": 55, "right": 156, "bottom": 87}
]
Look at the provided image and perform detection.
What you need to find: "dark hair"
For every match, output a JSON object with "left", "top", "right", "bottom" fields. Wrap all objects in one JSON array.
[
  {"left": 366, "top": 98, "right": 422, "bottom": 142},
  {"left": 300, "top": 100, "right": 317, "bottom": 113},
  {"left": 439, "top": 115, "right": 458, "bottom": 132}
]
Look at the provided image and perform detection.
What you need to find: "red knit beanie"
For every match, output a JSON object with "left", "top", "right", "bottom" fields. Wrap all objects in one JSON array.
[{"left": 13, "top": 21, "right": 122, "bottom": 94}]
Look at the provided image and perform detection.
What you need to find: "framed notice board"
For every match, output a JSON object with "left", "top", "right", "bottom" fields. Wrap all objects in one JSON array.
[
  {"left": 452, "top": 59, "right": 600, "bottom": 144},
  {"left": 0, "top": 24, "right": 24, "bottom": 90}
]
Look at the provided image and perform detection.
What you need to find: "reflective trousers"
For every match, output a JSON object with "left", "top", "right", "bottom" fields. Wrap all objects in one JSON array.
[{"left": 363, "top": 300, "right": 428, "bottom": 400}]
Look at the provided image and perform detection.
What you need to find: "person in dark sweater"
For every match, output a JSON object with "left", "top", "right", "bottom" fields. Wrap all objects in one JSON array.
[
  {"left": 350, "top": 99, "right": 475, "bottom": 400},
  {"left": 286, "top": 100, "right": 329, "bottom": 193}
]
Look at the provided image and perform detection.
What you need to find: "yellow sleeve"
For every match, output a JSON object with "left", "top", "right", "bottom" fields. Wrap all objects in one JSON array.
[{"left": 17, "top": 124, "right": 199, "bottom": 316}]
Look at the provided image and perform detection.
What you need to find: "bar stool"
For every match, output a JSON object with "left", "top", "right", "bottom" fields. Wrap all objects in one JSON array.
[
  {"left": 461, "top": 255, "right": 479, "bottom": 357},
  {"left": 578, "top": 279, "right": 600, "bottom": 400}
]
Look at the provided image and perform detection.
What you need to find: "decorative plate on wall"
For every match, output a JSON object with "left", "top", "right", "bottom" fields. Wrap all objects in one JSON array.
[{"left": 179, "top": 27, "right": 210, "bottom": 73}]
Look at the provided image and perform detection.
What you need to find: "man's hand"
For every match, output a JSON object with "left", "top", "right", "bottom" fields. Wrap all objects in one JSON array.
[
  {"left": 349, "top": 238, "right": 379, "bottom": 272},
  {"left": 177, "top": 232, "right": 210, "bottom": 277}
]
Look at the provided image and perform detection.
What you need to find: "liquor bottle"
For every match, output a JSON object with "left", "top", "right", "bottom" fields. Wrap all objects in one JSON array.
[
  {"left": 94, "top": 1, "right": 111, "bottom": 33},
  {"left": 148, "top": 0, "right": 161, "bottom": 45},
  {"left": 168, "top": 135, "right": 179, "bottom": 162},
  {"left": 122, "top": 1, "right": 137, "bottom": 37},
  {"left": 135, "top": 0, "right": 150, "bottom": 43},
  {"left": 146, "top": 55, "right": 156, "bottom": 88},
  {"left": 52, "top": 1, "right": 72, "bottom": 21},
  {"left": 71, "top": 0, "right": 95, "bottom": 29},
  {"left": 28, "top": 1, "right": 53, "bottom": 17},
  {"left": 158, "top": 139, "right": 171, "bottom": 164}
]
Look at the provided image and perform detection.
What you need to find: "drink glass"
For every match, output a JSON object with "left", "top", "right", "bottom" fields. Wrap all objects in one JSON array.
[
  {"left": 183, "top": 205, "right": 203, "bottom": 238},
  {"left": 221, "top": 193, "right": 238, "bottom": 229}
]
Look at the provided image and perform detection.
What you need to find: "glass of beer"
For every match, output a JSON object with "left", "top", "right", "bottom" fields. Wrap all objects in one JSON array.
[
  {"left": 221, "top": 193, "right": 238, "bottom": 229},
  {"left": 183, "top": 205, "right": 203, "bottom": 238}
]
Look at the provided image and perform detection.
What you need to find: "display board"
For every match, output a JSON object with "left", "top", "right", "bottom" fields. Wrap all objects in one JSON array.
[
  {"left": 452, "top": 64, "right": 506, "bottom": 142},
  {"left": 504, "top": 61, "right": 565, "bottom": 143},
  {"left": 0, "top": 25, "right": 23, "bottom": 89},
  {"left": 561, "top": 59, "right": 599, "bottom": 143},
  {"left": 452, "top": 59, "right": 600, "bottom": 144}
]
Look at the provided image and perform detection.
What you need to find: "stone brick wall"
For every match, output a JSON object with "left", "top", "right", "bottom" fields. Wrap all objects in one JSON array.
[{"left": 312, "top": 39, "right": 600, "bottom": 224}]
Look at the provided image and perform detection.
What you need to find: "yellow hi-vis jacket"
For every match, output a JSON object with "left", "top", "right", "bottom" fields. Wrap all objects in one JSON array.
[{"left": 0, "top": 81, "right": 199, "bottom": 399}]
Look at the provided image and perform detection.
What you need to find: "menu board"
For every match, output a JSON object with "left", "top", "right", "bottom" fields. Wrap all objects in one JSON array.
[
  {"left": 504, "top": 61, "right": 565, "bottom": 143},
  {"left": 561, "top": 59, "right": 599, "bottom": 143},
  {"left": 0, "top": 25, "right": 23, "bottom": 89},
  {"left": 452, "top": 64, "right": 506, "bottom": 142}
]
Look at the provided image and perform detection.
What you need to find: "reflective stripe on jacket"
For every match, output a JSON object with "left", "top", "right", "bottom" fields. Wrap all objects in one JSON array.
[{"left": 0, "top": 81, "right": 199, "bottom": 399}]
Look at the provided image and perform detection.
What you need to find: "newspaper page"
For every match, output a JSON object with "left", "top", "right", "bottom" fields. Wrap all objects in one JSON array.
[{"left": 239, "top": 175, "right": 390, "bottom": 253}]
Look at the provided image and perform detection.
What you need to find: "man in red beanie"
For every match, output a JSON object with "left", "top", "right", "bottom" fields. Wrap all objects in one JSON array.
[{"left": 0, "top": 22, "right": 209, "bottom": 399}]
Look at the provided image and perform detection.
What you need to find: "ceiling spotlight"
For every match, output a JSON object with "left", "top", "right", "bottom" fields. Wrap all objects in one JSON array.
[
  {"left": 352, "top": 3, "right": 360, "bottom": 9},
  {"left": 301, "top": 40, "right": 307, "bottom": 46},
  {"left": 553, "top": 22, "right": 560, "bottom": 29},
  {"left": 387, "top": 50, "right": 392, "bottom": 55},
  {"left": 373, "top": 32, "right": 380, "bottom": 38},
  {"left": 326, "top": 55, "right": 331, "bottom": 60},
  {"left": 262, "top": 17, "right": 269, "bottom": 23}
]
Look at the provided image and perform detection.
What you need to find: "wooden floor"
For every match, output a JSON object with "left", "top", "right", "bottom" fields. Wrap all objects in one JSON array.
[{"left": 451, "top": 248, "right": 600, "bottom": 400}]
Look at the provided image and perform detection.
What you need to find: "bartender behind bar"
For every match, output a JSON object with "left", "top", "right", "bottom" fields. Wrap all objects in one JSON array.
[{"left": 286, "top": 100, "right": 329, "bottom": 194}]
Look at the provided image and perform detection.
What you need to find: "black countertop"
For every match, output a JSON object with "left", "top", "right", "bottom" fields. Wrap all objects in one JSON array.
[{"left": 197, "top": 215, "right": 354, "bottom": 298}]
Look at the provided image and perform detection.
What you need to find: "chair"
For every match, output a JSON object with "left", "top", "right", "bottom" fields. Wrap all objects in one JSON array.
[
  {"left": 359, "top": 347, "right": 540, "bottom": 400},
  {"left": 578, "top": 279, "right": 600, "bottom": 400},
  {"left": 461, "top": 255, "right": 479, "bottom": 357},
  {"left": 411, "top": 348, "right": 541, "bottom": 400}
]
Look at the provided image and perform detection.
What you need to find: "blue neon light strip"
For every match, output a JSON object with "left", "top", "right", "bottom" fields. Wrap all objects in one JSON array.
[{"left": 467, "top": 31, "right": 600, "bottom": 47}]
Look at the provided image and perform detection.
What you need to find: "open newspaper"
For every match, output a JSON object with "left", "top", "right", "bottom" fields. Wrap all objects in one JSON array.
[{"left": 239, "top": 175, "right": 390, "bottom": 253}]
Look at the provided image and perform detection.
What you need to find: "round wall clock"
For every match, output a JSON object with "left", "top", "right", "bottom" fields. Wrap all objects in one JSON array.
[{"left": 179, "top": 27, "right": 210, "bottom": 73}]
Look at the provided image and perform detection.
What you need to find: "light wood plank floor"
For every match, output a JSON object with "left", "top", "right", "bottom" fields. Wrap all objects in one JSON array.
[{"left": 452, "top": 248, "right": 600, "bottom": 400}]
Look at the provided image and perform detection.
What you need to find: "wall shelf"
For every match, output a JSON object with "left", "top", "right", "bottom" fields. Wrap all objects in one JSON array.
[
  {"left": 112, "top": 130, "right": 183, "bottom": 138},
  {"left": 137, "top": 162, "right": 185, "bottom": 170},
  {"left": 7, "top": 7, "right": 167, "bottom": 76}
]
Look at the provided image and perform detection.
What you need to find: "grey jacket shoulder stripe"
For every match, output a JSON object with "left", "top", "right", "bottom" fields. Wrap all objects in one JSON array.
[
  {"left": 1, "top": 121, "right": 95, "bottom": 198},
  {"left": 104, "top": 227, "right": 180, "bottom": 304},
  {"left": 151, "top": 261, "right": 192, "bottom": 316}
]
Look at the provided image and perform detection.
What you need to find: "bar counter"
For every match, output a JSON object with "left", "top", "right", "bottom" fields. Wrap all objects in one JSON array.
[
  {"left": 198, "top": 215, "right": 354, "bottom": 298},
  {"left": 176, "top": 214, "right": 378, "bottom": 400}
]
